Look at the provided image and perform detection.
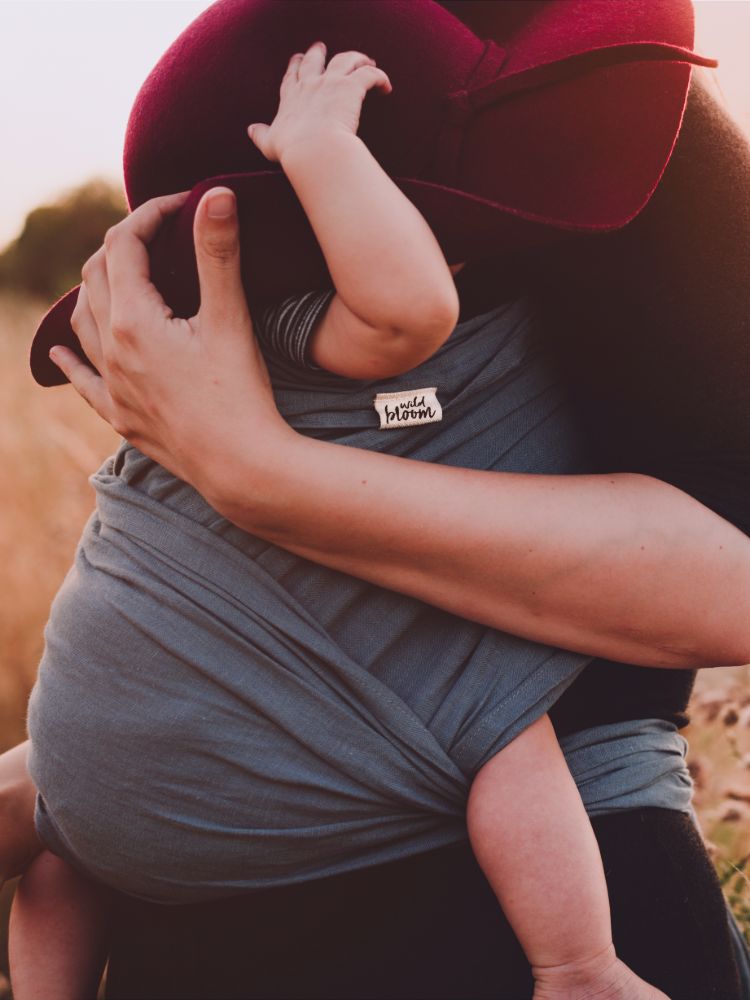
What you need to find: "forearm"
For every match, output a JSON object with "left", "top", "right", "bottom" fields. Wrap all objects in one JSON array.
[
  {"left": 468, "top": 716, "right": 612, "bottom": 973},
  {"left": 280, "top": 132, "right": 458, "bottom": 334},
  {"left": 204, "top": 426, "right": 750, "bottom": 669}
]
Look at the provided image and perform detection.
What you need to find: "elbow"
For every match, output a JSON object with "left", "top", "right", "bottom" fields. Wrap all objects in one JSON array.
[
  {"left": 315, "top": 279, "right": 460, "bottom": 379},
  {"left": 655, "top": 630, "right": 750, "bottom": 670},
  {"left": 595, "top": 589, "right": 750, "bottom": 672},
  {"left": 630, "top": 475, "right": 750, "bottom": 669},
  {"left": 360, "top": 288, "right": 460, "bottom": 378},
  {"left": 388, "top": 278, "right": 460, "bottom": 341},
  {"left": 684, "top": 559, "right": 750, "bottom": 670},
  {"left": 428, "top": 283, "right": 461, "bottom": 338},
  {"left": 424, "top": 282, "right": 461, "bottom": 339},
  {"left": 700, "top": 637, "right": 750, "bottom": 670}
]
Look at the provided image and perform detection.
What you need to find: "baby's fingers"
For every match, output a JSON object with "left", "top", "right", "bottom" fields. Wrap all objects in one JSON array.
[
  {"left": 327, "top": 50, "right": 376, "bottom": 76},
  {"left": 353, "top": 64, "right": 393, "bottom": 95},
  {"left": 247, "top": 122, "right": 275, "bottom": 161},
  {"left": 298, "top": 41, "right": 327, "bottom": 81},
  {"left": 280, "top": 52, "right": 304, "bottom": 96}
]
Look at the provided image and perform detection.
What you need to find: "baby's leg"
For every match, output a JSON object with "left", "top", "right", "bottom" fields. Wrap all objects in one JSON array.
[
  {"left": 10, "top": 850, "right": 111, "bottom": 1000},
  {"left": 0, "top": 741, "right": 43, "bottom": 880},
  {"left": 467, "top": 714, "right": 669, "bottom": 1000},
  {"left": 0, "top": 741, "right": 110, "bottom": 1000}
]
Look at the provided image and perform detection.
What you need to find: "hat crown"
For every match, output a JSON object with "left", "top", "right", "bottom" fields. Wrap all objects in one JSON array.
[{"left": 123, "top": 0, "right": 495, "bottom": 209}]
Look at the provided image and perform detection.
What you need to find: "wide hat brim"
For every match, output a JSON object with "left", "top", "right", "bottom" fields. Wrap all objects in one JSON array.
[{"left": 31, "top": 0, "right": 716, "bottom": 387}]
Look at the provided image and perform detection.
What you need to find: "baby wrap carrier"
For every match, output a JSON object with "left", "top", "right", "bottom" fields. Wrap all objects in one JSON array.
[{"left": 27, "top": 297, "right": 692, "bottom": 904}]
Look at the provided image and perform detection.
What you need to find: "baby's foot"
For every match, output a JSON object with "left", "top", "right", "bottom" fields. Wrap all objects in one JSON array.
[{"left": 533, "top": 950, "right": 670, "bottom": 1000}]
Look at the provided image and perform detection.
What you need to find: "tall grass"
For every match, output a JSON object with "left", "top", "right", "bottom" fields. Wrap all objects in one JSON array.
[{"left": 685, "top": 666, "right": 750, "bottom": 942}]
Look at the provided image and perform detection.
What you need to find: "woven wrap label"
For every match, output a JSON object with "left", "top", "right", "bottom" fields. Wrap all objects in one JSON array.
[{"left": 373, "top": 387, "right": 442, "bottom": 429}]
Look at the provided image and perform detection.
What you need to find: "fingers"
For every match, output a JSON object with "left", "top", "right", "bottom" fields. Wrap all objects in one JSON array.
[
  {"left": 102, "top": 189, "right": 190, "bottom": 321},
  {"left": 281, "top": 43, "right": 389, "bottom": 92},
  {"left": 48, "top": 346, "right": 114, "bottom": 422},
  {"left": 193, "top": 186, "right": 251, "bottom": 331},
  {"left": 327, "top": 51, "right": 376, "bottom": 76},
  {"left": 78, "top": 248, "right": 110, "bottom": 350},
  {"left": 313, "top": 44, "right": 391, "bottom": 93},
  {"left": 281, "top": 52, "right": 304, "bottom": 90},
  {"left": 247, "top": 122, "right": 273, "bottom": 159},
  {"left": 70, "top": 283, "right": 105, "bottom": 374},
  {"left": 353, "top": 65, "right": 393, "bottom": 94},
  {"left": 297, "top": 40, "right": 326, "bottom": 81}
]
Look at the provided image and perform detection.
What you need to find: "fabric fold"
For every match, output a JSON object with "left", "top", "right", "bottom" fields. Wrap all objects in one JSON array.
[{"left": 28, "top": 297, "right": 693, "bottom": 903}]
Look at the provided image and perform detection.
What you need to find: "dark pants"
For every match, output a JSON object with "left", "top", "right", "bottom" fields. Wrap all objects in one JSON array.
[{"left": 104, "top": 808, "right": 741, "bottom": 1000}]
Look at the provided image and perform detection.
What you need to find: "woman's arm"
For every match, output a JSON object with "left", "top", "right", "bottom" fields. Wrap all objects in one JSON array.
[
  {"left": 207, "top": 422, "right": 750, "bottom": 670},
  {"left": 51, "top": 188, "right": 750, "bottom": 672}
]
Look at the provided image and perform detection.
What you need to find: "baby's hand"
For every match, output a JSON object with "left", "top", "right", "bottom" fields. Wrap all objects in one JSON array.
[
  {"left": 533, "top": 954, "right": 670, "bottom": 1000},
  {"left": 247, "top": 40, "right": 392, "bottom": 164}
]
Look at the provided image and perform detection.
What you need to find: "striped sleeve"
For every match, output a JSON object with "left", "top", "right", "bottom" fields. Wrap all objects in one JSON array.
[{"left": 253, "top": 288, "right": 336, "bottom": 369}]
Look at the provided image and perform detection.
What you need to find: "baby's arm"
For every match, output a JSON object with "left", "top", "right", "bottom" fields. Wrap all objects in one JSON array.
[
  {"left": 468, "top": 716, "right": 668, "bottom": 1000},
  {"left": 248, "top": 42, "right": 460, "bottom": 379},
  {"left": 0, "top": 741, "right": 109, "bottom": 1000}
]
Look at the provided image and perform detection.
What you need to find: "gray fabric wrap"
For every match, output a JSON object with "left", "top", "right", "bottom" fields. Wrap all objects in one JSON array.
[{"left": 27, "top": 297, "right": 693, "bottom": 904}]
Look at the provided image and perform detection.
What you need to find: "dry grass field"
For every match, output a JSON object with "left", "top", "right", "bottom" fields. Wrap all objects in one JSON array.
[
  {"left": 0, "top": 289, "right": 748, "bottom": 974},
  {"left": 684, "top": 665, "right": 750, "bottom": 937},
  {"left": 0, "top": 292, "right": 119, "bottom": 748}
]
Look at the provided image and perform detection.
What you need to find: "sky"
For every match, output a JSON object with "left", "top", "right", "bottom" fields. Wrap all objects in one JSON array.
[
  {"left": 1, "top": 0, "right": 749, "bottom": 251},
  {"left": 0, "top": 0, "right": 214, "bottom": 248}
]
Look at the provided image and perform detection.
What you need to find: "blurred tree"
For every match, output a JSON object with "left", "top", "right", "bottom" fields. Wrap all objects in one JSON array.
[{"left": 0, "top": 179, "right": 127, "bottom": 301}]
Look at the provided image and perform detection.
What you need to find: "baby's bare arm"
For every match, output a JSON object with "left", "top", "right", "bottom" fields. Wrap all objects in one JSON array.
[
  {"left": 248, "top": 42, "right": 459, "bottom": 378},
  {"left": 468, "top": 717, "right": 668, "bottom": 1000},
  {"left": 469, "top": 717, "right": 612, "bottom": 974},
  {"left": 0, "top": 741, "right": 43, "bottom": 881},
  {"left": 281, "top": 132, "right": 459, "bottom": 378}
]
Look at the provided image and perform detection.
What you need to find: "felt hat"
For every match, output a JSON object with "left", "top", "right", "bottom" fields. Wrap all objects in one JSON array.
[{"left": 30, "top": 0, "right": 716, "bottom": 386}]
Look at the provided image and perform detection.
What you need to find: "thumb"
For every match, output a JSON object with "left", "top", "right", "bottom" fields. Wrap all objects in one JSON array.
[
  {"left": 247, "top": 123, "right": 275, "bottom": 161},
  {"left": 194, "top": 186, "right": 250, "bottom": 329}
]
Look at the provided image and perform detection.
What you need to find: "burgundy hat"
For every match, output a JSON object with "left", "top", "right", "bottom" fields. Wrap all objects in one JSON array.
[{"left": 31, "top": 0, "right": 716, "bottom": 386}]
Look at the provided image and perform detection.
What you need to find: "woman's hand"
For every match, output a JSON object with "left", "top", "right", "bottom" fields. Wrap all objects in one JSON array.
[
  {"left": 49, "top": 187, "right": 293, "bottom": 493},
  {"left": 247, "top": 41, "right": 392, "bottom": 165}
]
